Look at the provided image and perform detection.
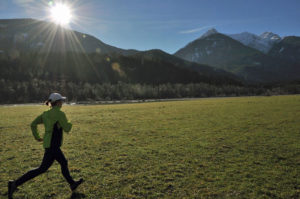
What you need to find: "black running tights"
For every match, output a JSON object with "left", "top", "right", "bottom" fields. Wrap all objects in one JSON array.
[{"left": 15, "top": 148, "right": 75, "bottom": 187}]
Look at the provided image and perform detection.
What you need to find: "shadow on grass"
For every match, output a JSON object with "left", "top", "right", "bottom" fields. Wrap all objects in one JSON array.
[{"left": 70, "top": 192, "right": 86, "bottom": 199}]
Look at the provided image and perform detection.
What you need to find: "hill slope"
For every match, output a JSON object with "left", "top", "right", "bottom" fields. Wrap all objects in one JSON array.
[
  {"left": 268, "top": 36, "right": 300, "bottom": 63},
  {"left": 0, "top": 18, "right": 138, "bottom": 55},
  {"left": 130, "top": 49, "right": 242, "bottom": 84},
  {"left": 0, "top": 50, "right": 241, "bottom": 85}
]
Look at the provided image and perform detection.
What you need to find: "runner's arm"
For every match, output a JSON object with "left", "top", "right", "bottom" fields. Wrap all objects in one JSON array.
[
  {"left": 31, "top": 114, "right": 43, "bottom": 140},
  {"left": 58, "top": 112, "right": 72, "bottom": 133}
]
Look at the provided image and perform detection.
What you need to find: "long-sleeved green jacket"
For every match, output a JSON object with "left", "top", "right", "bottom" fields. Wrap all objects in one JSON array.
[{"left": 31, "top": 106, "right": 72, "bottom": 148}]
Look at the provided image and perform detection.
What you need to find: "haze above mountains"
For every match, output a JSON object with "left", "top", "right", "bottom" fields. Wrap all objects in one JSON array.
[{"left": 1, "top": 18, "right": 300, "bottom": 84}]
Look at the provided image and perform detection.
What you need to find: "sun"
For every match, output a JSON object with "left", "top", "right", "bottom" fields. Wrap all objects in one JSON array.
[{"left": 50, "top": 3, "right": 72, "bottom": 26}]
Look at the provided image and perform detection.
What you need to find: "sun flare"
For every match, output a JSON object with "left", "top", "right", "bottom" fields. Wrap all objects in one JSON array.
[{"left": 50, "top": 3, "right": 72, "bottom": 26}]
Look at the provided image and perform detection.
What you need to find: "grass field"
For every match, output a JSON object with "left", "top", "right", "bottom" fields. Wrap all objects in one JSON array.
[{"left": 0, "top": 95, "right": 300, "bottom": 198}]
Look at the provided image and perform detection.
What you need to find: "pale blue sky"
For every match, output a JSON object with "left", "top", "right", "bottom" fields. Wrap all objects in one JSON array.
[{"left": 1, "top": 0, "right": 300, "bottom": 53}]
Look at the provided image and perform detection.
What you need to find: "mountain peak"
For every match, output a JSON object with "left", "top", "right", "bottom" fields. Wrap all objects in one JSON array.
[
  {"left": 228, "top": 31, "right": 282, "bottom": 53},
  {"left": 260, "top": 32, "right": 281, "bottom": 41},
  {"left": 200, "top": 28, "right": 219, "bottom": 39}
]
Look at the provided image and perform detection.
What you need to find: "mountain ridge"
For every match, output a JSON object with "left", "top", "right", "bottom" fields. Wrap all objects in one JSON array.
[
  {"left": 229, "top": 31, "right": 281, "bottom": 53},
  {"left": 0, "top": 18, "right": 139, "bottom": 56},
  {"left": 1, "top": 18, "right": 300, "bottom": 85},
  {"left": 0, "top": 18, "right": 242, "bottom": 87},
  {"left": 174, "top": 31, "right": 300, "bottom": 83}
]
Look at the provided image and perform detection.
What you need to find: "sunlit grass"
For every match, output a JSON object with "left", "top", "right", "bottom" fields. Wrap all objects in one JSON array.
[{"left": 0, "top": 95, "right": 300, "bottom": 198}]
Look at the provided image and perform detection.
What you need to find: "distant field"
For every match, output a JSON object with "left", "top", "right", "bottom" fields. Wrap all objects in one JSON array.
[{"left": 0, "top": 95, "right": 299, "bottom": 198}]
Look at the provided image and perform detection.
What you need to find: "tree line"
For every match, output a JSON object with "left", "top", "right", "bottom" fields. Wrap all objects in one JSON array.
[{"left": 1, "top": 78, "right": 299, "bottom": 104}]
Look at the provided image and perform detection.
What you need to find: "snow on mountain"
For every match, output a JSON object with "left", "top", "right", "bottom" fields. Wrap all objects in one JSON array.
[
  {"left": 229, "top": 31, "right": 281, "bottom": 53},
  {"left": 198, "top": 29, "right": 281, "bottom": 53},
  {"left": 260, "top": 32, "right": 281, "bottom": 41},
  {"left": 200, "top": 28, "right": 219, "bottom": 39}
]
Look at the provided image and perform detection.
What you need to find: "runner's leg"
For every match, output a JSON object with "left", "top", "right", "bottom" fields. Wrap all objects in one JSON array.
[
  {"left": 54, "top": 148, "right": 75, "bottom": 185},
  {"left": 15, "top": 149, "right": 55, "bottom": 187}
]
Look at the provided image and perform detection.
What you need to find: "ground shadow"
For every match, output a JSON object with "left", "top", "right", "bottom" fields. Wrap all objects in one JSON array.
[{"left": 70, "top": 192, "right": 86, "bottom": 199}]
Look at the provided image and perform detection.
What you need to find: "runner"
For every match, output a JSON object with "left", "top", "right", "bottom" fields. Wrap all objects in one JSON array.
[{"left": 8, "top": 93, "right": 83, "bottom": 199}]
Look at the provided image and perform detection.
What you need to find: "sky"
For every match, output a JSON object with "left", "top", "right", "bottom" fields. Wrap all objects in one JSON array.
[{"left": 0, "top": 0, "right": 300, "bottom": 53}]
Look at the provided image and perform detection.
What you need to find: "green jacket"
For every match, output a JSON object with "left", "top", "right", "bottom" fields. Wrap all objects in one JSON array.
[{"left": 31, "top": 106, "right": 72, "bottom": 148}]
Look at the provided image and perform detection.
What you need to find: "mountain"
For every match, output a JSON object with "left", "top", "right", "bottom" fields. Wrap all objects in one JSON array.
[
  {"left": 229, "top": 31, "right": 281, "bottom": 53},
  {"left": 0, "top": 19, "right": 242, "bottom": 87},
  {"left": 0, "top": 18, "right": 138, "bottom": 56},
  {"left": 1, "top": 18, "right": 299, "bottom": 86},
  {"left": 174, "top": 31, "right": 261, "bottom": 70},
  {"left": 0, "top": 50, "right": 242, "bottom": 87},
  {"left": 260, "top": 32, "right": 281, "bottom": 41},
  {"left": 130, "top": 49, "right": 242, "bottom": 85},
  {"left": 174, "top": 30, "right": 300, "bottom": 83},
  {"left": 268, "top": 36, "right": 300, "bottom": 63},
  {"left": 199, "top": 28, "right": 219, "bottom": 39}
]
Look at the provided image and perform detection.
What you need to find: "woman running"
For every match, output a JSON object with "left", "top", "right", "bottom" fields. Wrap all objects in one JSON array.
[{"left": 8, "top": 93, "right": 83, "bottom": 199}]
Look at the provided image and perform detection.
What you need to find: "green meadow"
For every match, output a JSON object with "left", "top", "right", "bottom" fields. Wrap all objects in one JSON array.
[{"left": 0, "top": 95, "right": 300, "bottom": 198}]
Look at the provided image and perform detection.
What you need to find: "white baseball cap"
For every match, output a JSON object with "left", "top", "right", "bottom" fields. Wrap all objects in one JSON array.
[{"left": 48, "top": 93, "right": 66, "bottom": 102}]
